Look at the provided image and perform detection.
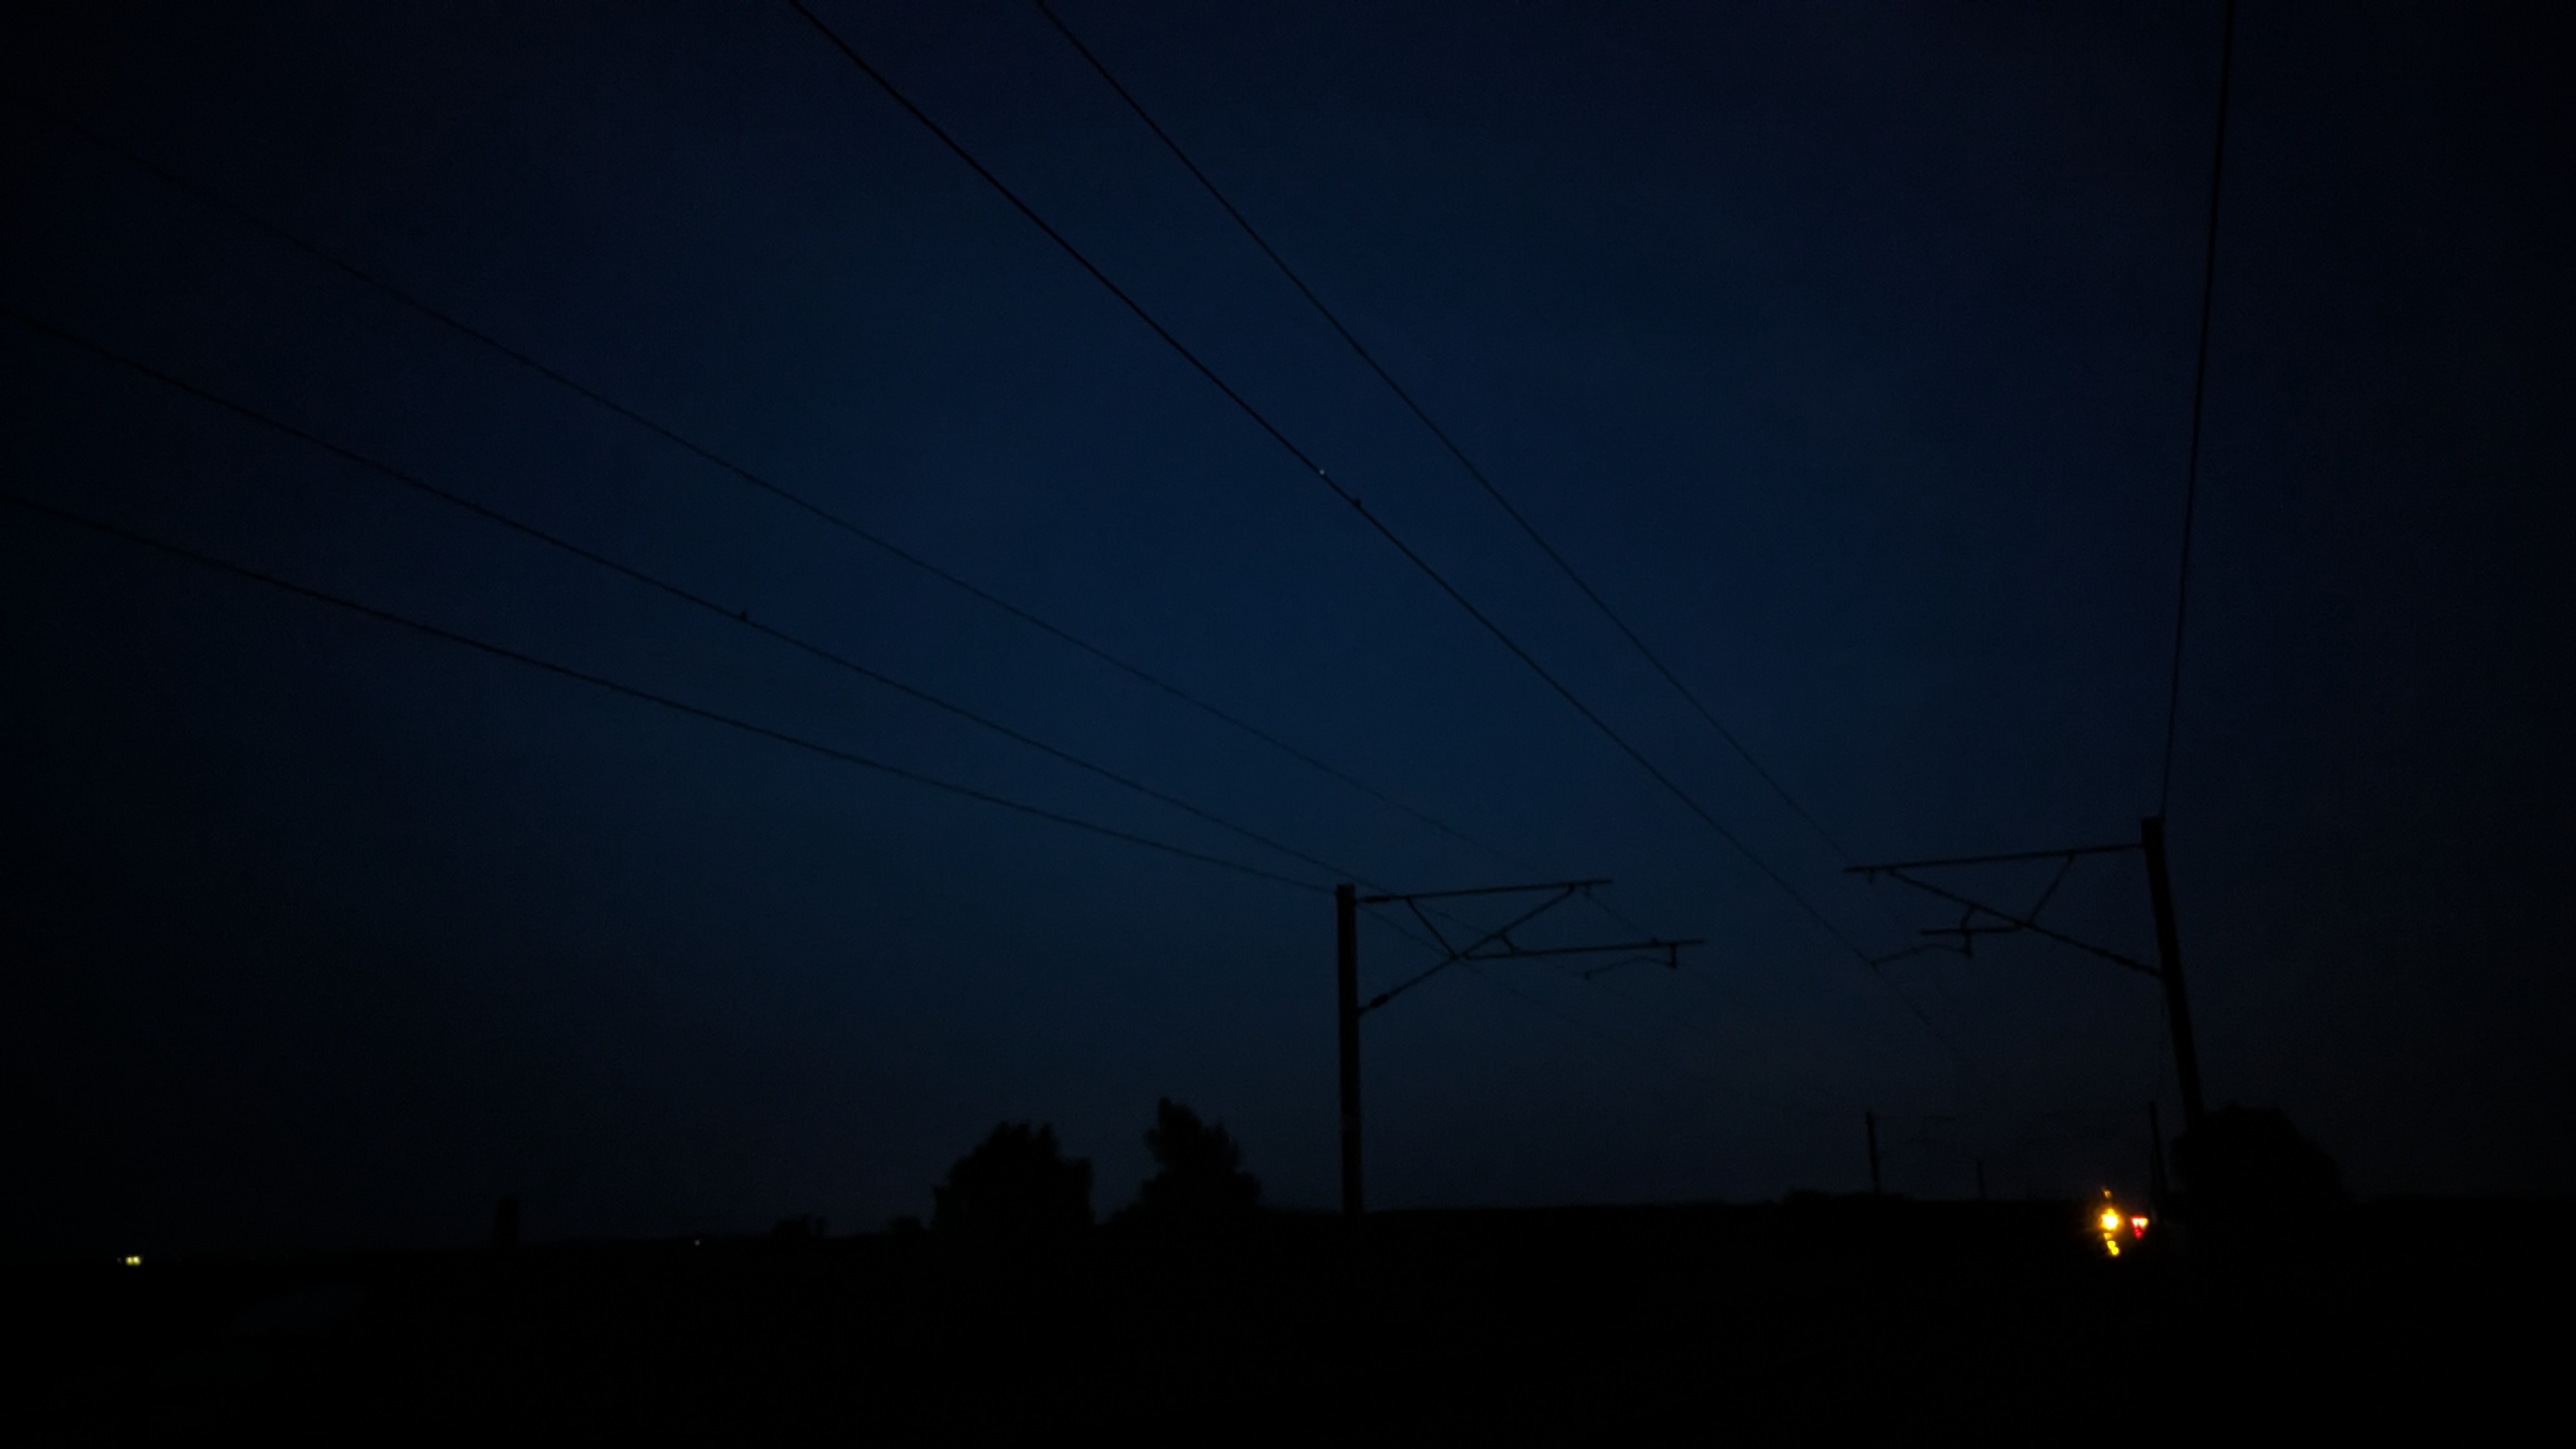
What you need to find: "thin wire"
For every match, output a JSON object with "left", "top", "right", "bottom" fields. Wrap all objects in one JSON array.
[
  {"left": 1, "top": 489, "right": 1328, "bottom": 894},
  {"left": 2158, "top": 0, "right": 2238, "bottom": 817},
  {"left": 1361, "top": 954, "right": 1462, "bottom": 1015},
  {"left": 1359, "top": 893, "right": 1621, "bottom": 1013},
  {"left": 1365, "top": 910, "right": 1845, "bottom": 1121},
  {"left": 2027, "top": 852, "right": 2079, "bottom": 921},
  {"left": 2, "top": 303, "right": 1390, "bottom": 892},
  {"left": 1038, "top": 0, "right": 1925, "bottom": 961},
  {"left": 1386, "top": 890, "right": 1859, "bottom": 1117},
  {"left": 14, "top": 99, "right": 1530, "bottom": 878},
  {"left": 788, "top": 1, "right": 1913, "bottom": 1022},
  {"left": 1034, "top": 0, "right": 1860, "bottom": 866},
  {"left": 1357, "top": 901, "right": 1447, "bottom": 958}
]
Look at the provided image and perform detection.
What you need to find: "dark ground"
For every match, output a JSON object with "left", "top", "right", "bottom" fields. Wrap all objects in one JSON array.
[{"left": 15, "top": 1197, "right": 2555, "bottom": 1443}]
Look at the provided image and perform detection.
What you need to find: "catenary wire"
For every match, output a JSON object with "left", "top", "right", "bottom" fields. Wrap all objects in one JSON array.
[
  {"left": 1361, "top": 901, "right": 1847, "bottom": 1121},
  {"left": 20, "top": 76, "right": 1718, "bottom": 983},
  {"left": 1358, "top": 901, "right": 1853, "bottom": 1119},
  {"left": 26, "top": 31, "right": 1934, "bottom": 1080},
  {"left": 0, "top": 489, "right": 1328, "bottom": 894},
  {"left": 1037, "top": 0, "right": 1925, "bottom": 963},
  {"left": 2, "top": 303, "right": 1401, "bottom": 894},
  {"left": 1034, "top": 0, "right": 1862, "bottom": 868},
  {"left": 2158, "top": 0, "right": 2238, "bottom": 818},
  {"left": 786, "top": 1, "right": 1938, "bottom": 1039},
  {"left": 12, "top": 99, "right": 1533, "bottom": 878}
]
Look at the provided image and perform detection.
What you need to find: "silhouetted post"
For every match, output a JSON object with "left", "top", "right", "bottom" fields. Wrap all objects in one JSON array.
[
  {"left": 2140, "top": 816, "right": 2207, "bottom": 1139},
  {"left": 492, "top": 1195, "right": 519, "bottom": 1252},
  {"left": 1337, "top": 882, "right": 1363, "bottom": 1218},
  {"left": 1865, "top": 1112, "right": 1882, "bottom": 1197},
  {"left": 1975, "top": 1160, "right": 1987, "bottom": 1203}
]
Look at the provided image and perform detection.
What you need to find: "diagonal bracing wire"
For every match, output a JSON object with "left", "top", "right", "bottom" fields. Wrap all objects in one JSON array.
[
  {"left": 1036, "top": 1, "right": 1940, "bottom": 961},
  {"left": 12, "top": 100, "right": 1529, "bottom": 878},
  {"left": 1361, "top": 884, "right": 1596, "bottom": 1015},
  {"left": 3, "top": 302, "right": 1402, "bottom": 894},
  {"left": 1034, "top": 0, "right": 1859, "bottom": 866},
  {"left": 786, "top": 3, "right": 1926, "bottom": 1029},
  {"left": 1365, "top": 894, "right": 1860, "bottom": 1119},
  {"left": 1365, "top": 908, "right": 1851, "bottom": 1122},
  {"left": 0, "top": 490, "right": 1328, "bottom": 894}
]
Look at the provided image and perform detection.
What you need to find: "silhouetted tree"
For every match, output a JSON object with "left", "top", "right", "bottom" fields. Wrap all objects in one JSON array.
[
  {"left": 931, "top": 1121, "right": 1094, "bottom": 1238},
  {"left": 1121, "top": 1098, "right": 1260, "bottom": 1231}
]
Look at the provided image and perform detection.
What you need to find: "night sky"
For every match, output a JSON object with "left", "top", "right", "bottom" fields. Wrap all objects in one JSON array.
[{"left": 5, "top": 1, "right": 2570, "bottom": 1256}]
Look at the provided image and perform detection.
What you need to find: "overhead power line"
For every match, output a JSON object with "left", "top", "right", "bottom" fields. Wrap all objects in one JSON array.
[
  {"left": 788, "top": 0, "right": 1978, "bottom": 1078},
  {"left": 3, "top": 302, "right": 1395, "bottom": 893},
  {"left": 1034, "top": 0, "right": 1857, "bottom": 865},
  {"left": 788, "top": 3, "right": 1864, "bottom": 960},
  {"left": 1358, "top": 901, "right": 1848, "bottom": 1122},
  {"left": 0, "top": 489, "right": 1328, "bottom": 893},
  {"left": 2158, "top": 0, "right": 2238, "bottom": 817},
  {"left": 14, "top": 99, "right": 1526, "bottom": 877},
  {"left": 1361, "top": 885, "right": 1851, "bottom": 1116}
]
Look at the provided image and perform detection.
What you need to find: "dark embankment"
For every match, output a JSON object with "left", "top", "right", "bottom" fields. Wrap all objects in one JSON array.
[{"left": 18, "top": 1195, "right": 2555, "bottom": 1439}]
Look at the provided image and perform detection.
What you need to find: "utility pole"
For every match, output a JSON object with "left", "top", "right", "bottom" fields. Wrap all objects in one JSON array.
[
  {"left": 1334, "top": 879, "right": 1699, "bottom": 1220},
  {"left": 1847, "top": 814, "right": 2214, "bottom": 1162},
  {"left": 2140, "top": 815, "right": 2207, "bottom": 1138},
  {"left": 1866, "top": 1111, "right": 1882, "bottom": 1197},
  {"left": 1336, "top": 883, "right": 1362, "bottom": 1218}
]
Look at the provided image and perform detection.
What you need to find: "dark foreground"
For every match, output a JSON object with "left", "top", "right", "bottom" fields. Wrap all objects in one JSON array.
[{"left": 18, "top": 1197, "right": 2555, "bottom": 1443}]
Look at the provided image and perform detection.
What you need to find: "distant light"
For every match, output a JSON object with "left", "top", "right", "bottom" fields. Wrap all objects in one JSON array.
[
  {"left": 122, "top": 1255, "right": 142, "bottom": 1266},
  {"left": 2131, "top": 1215, "right": 2150, "bottom": 1238},
  {"left": 2096, "top": 1191, "right": 2134, "bottom": 1257}
]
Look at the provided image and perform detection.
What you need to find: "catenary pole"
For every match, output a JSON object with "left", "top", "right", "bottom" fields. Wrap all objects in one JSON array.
[
  {"left": 1332, "top": 880, "right": 1694, "bottom": 1219},
  {"left": 1337, "top": 883, "right": 1363, "bottom": 1218},
  {"left": 2140, "top": 816, "right": 2207, "bottom": 1138}
]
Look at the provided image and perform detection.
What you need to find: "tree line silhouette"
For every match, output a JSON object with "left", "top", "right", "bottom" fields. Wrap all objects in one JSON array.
[
  {"left": 910, "top": 1093, "right": 2349, "bottom": 1278},
  {"left": 930, "top": 1099, "right": 1261, "bottom": 1239}
]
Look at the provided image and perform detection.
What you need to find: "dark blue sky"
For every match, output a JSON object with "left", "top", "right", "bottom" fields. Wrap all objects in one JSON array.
[{"left": 5, "top": 1, "right": 2570, "bottom": 1254}]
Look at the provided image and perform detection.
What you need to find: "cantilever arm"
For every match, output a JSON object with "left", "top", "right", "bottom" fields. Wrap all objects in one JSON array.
[{"left": 1869, "top": 869, "right": 2157, "bottom": 977}]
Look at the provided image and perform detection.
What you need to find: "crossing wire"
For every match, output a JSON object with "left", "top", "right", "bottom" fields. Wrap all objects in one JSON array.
[
  {"left": 2, "top": 303, "right": 1414, "bottom": 894},
  {"left": 16, "top": 105, "right": 1719, "bottom": 972},
  {"left": 788, "top": 3, "right": 1878, "bottom": 970},
  {"left": 0, "top": 490, "right": 1329, "bottom": 894},
  {"left": 1360, "top": 905, "right": 1851, "bottom": 1123},
  {"left": 12, "top": 99, "right": 1532, "bottom": 879},
  {"left": 1034, "top": 0, "right": 1860, "bottom": 866},
  {"left": 788, "top": 0, "right": 1982, "bottom": 1080}
]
